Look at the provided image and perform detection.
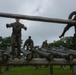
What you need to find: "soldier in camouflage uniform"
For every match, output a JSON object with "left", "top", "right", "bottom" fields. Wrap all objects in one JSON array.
[
  {"left": 6, "top": 18, "right": 27, "bottom": 58},
  {"left": 42, "top": 40, "right": 48, "bottom": 48},
  {"left": 59, "top": 11, "right": 76, "bottom": 38},
  {"left": 23, "top": 36, "right": 34, "bottom": 51},
  {"left": 59, "top": 11, "right": 76, "bottom": 49}
]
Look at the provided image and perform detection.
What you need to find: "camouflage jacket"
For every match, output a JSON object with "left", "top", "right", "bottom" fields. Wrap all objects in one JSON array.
[
  {"left": 7, "top": 22, "right": 27, "bottom": 36},
  {"left": 23, "top": 38, "right": 34, "bottom": 47}
]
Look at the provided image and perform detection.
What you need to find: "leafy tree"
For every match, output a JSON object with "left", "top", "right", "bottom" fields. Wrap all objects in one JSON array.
[
  {"left": 0, "top": 36, "right": 23, "bottom": 50},
  {"left": 49, "top": 36, "right": 76, "bottom": 49},
  {"left": 0, "top": 36, "right": 11, "bottom": 50}
]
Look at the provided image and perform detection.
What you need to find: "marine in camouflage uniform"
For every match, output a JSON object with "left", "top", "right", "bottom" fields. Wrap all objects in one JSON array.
[
  {"left": 59, "top": 11, "right": 76, "bottom": 49},
  {"left": 23, "top": 36, "right": 34, "bottom": 51},
  {"left": 6, "top": 19, "right": 27, "bottom": 58},
  {"left": 59, "top": 11, "right": 76, "bottom": 38},
  {"left": 42, "top": 40, "right": 48, "bottom": 48}
]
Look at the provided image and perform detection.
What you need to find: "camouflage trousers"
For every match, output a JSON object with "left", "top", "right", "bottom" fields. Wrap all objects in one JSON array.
[{"left": 11, "top": 35, "right": 21, "bottom": 56}]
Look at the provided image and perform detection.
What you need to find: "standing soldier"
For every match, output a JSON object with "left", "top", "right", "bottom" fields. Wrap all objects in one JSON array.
[
  {"left": 6, "top": 18, "right": 27, "bottom": 58},
  {"left": 23, "top": 36, "right": 34, "bottom": 51}
]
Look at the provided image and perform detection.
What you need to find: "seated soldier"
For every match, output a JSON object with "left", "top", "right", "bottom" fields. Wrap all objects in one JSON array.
[{"left": 23, "top": 36, "right": 34, "bottom": 51}]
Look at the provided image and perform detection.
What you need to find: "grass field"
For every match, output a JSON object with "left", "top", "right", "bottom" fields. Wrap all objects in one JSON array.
[{"left": 1, "top": 66, "right": 72, "bottom": 75}]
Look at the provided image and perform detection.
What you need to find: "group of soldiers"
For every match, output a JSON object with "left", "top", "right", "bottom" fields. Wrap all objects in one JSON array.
[{"left": 6, "top": 11, "right": 76, "bottom": 58}]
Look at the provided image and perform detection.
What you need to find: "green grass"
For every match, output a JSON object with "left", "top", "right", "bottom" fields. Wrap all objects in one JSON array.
[{"left": 1, "top": 66, "right": 72, "bottom": 75}]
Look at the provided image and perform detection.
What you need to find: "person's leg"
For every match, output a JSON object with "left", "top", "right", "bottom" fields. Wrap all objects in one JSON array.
[
  {"left": 27, "top": 45, "right": 29, "bottom": 50},
  {"left": 16, "top": 37, "right": 21, "bottom": 58},
  {"left": 59, "top": 25, "right": 72, "bottom": 38},
  {"left": 11, "top": 43, "right": 15, "bottom": 55},
  {"left": 11, "top": 35, "right": 16, "bottom": 58}
]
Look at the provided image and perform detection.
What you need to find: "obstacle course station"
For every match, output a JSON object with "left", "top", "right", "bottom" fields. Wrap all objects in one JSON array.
[{"left": 0, "top": 12, "right": 76, "bottom": 75}]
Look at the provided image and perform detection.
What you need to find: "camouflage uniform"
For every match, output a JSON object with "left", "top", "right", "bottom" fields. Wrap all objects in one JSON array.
[
  {"left": 59, "top": 11, "right": 76, "bottom": 38},
  {"left": 6, "top": 21, "right": 27, "bottom": 57},
  {"left": 59, "top": 11, "right": 76, "bottom": 49},
  {"left": 42, "top": 40, "right": 48, "bottom": 48},
  {"left": 23, "top": 36, "right": 34, "bottom": 50}
]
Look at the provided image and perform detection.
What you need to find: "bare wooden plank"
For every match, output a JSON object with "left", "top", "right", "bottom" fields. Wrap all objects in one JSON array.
[{"left": 0, "top": 12, "right": 76, "bottom": 24}]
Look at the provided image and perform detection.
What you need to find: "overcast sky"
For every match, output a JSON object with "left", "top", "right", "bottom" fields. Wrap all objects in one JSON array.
[{"left": 0, "top": 0, "right": 76, "bottom": 46}]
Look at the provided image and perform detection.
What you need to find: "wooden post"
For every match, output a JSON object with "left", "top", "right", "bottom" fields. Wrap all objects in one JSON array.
[
  {"left": 5, "top": 66, "right": 9, "bottom": 71},
  {"left": 0, "top": 66, "right": 2, "bottom": 75},
  {"left": 72, "top": 65, "right": 76, "bottom": 75},
  {"left": 50, "top": 65, "right": 53, "bottom": 75}
]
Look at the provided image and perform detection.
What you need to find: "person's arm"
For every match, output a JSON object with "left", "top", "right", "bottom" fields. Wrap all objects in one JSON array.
[
  {"left": 21, "top": 24, "right": 27, "bottom": 31},
  {"left": 68, "top": 11, "right": 76, "bottom": 19},
  {"left": 32, "top": 40, "right": 34, "bottom": 47},
  {"left": 23, "top": 40, "right": 27, "bottom": 48},
  {"left": 23, "top": 41, "right": 26, "bottom": 49},
  {"left": 6, "top": 23, "right": 13, "bottom": 28}
]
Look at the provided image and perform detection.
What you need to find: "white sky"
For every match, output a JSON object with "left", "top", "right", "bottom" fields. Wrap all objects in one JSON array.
[{"left": 0, "top": 0, "right": 76, "bottom": 46}]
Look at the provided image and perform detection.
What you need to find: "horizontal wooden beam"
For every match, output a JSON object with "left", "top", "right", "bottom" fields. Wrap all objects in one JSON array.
[
  {"left": 21, "top": 49, "right": 32, "bottom": 60},
  {"left": 0, "top": 58, "right": 76, "bottom": 66},
  {"left": 0, "top": 12, "right": 76, "bottom": 24},
  {"left": 32, "top": 49, "right": 53, "bottom": 60}
]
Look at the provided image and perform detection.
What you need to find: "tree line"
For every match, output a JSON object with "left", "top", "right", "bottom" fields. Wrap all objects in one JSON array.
[
  {"left": 0, "top": 36, "right": 76, "bottom": 50},
  {"left": 0, "top": 36, "right": 11, "bottom": 50},
  {"left": 49, "top": 36, "right": 76, "bottom": 50}
]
